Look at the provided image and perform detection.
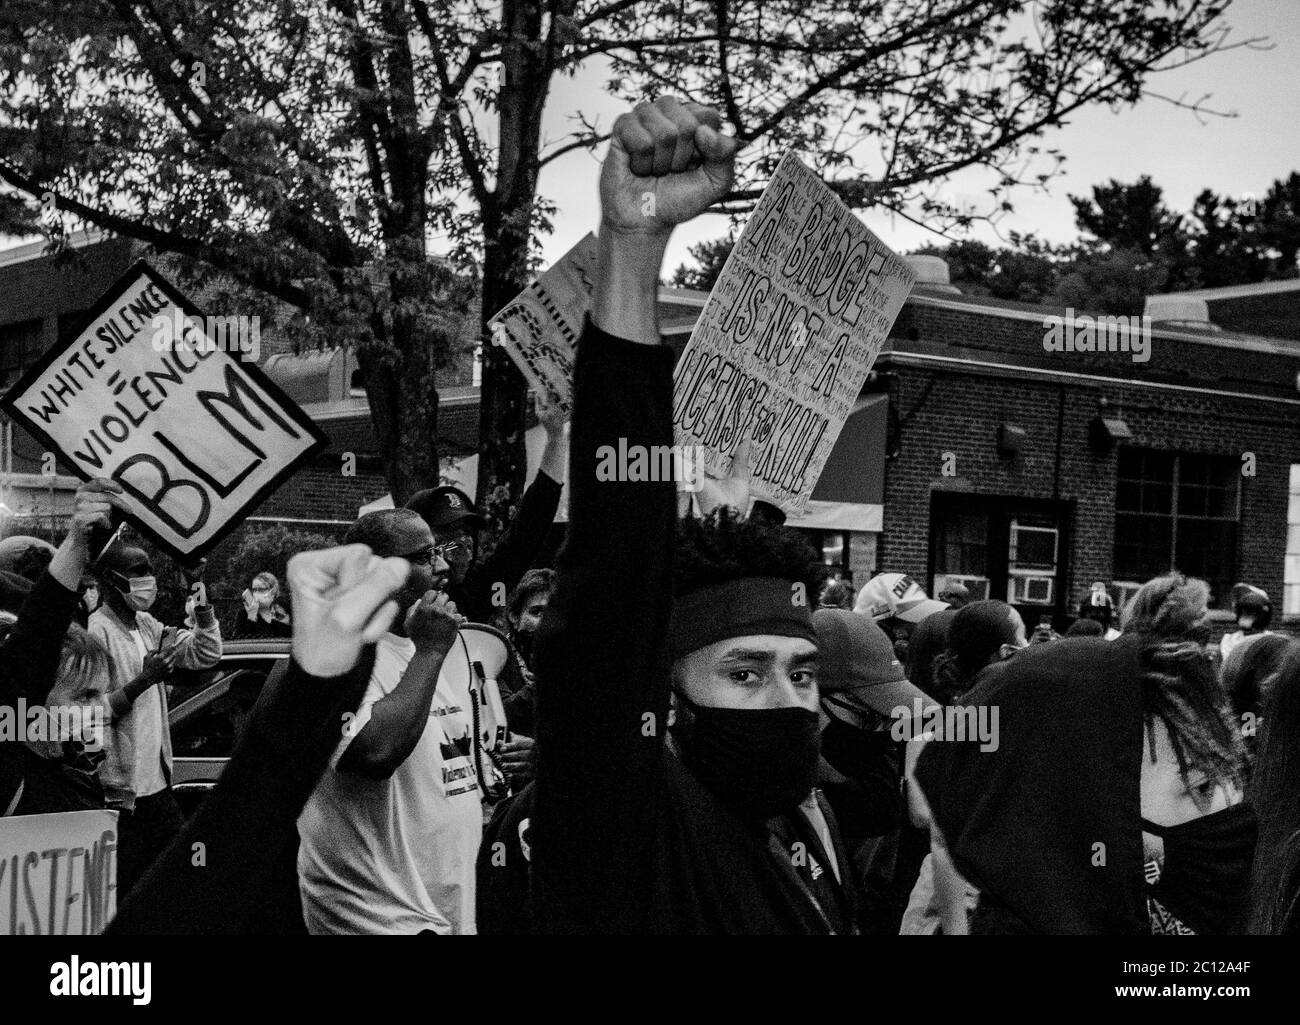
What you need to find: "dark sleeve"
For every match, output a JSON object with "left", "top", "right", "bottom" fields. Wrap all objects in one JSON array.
[
  {"left": 531, "top": 319, "right": 677, "bottom": 934},
  {"left": 0, "top": 572, "right": 79, "bottom": 812},
  {"left": 2, "top": 570, "right": 80, "bottom": 704},
  {"left": 818, "top": 719, "right": 903, "bottom": 839},
  {"left": 107, "top": 648, "right": 376, "bottom": 934},
  {"left": 463, "top": 472, "right": 563, "bottom": 619},
  {"left": 502, "top": 680, "right": 536, "bottom": 738}
]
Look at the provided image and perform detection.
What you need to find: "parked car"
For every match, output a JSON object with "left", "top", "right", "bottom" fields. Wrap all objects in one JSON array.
[
  {"left": 164, "top": 625, "right": 517, "bottom": 817},
  {"left": 167, "top": 638, "right": 289, "bottom": 816}
]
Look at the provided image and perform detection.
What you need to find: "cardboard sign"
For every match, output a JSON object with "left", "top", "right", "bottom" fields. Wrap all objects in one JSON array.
[
  {"left": 672, "top": 154, "right": 916, "bottom": 513},
  {"left": 1, "top": 262, "right": 327, "bottom": 560},
  {"left": 488, "top": 234, "right": 599, "bottom": 416},
  {"left": 0, "top": 809, "right": 119, "bottom": 935}
]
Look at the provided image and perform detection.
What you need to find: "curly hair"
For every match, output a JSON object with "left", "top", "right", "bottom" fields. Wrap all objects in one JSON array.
[
  {"left": 1250, "top": 642, "right": 1300, "bottom": 933},
  {"left": 674, "top": 507, "right": 826, "bottom": 600},
  {"left": 1139, "top": 637, "right": 1245, "bottom": 792}
]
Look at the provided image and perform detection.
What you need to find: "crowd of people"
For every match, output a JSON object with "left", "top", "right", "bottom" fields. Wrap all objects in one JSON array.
[{"left": 2, "top": 96, "right": 1299, "bottom": 935}]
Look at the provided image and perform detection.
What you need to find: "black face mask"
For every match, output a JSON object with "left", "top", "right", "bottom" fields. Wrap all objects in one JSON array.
[
  {"left": 672, "top": 695, "right": 820, "bottom": 820},
  {"left": 512, "top": 629, "right": 535, "bottom": 665},
  {"left": 1141, "top": 802, "right": 1258, "bottom": 935}
]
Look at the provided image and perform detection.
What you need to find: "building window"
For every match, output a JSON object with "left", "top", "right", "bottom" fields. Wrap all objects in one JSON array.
[
  {"left": 1286, "top": 464, "right": 1300, "bottom": 616},
  {"left": 1114, "top": 448, "right": 1239, "bottom": 606},
  {"left": 938, "top": 510, "right": 988, "bottom": 578},
  {"left": 0, "top": 318, "right": 43, "bottom": 390}
]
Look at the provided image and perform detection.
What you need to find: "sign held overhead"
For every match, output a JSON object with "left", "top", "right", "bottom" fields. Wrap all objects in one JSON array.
[
  {"left": 672, "top": 153, "right": 916, "bottom": 513},
  {"left": 1, "top": 262, "right": 327, "bottom": 561}
]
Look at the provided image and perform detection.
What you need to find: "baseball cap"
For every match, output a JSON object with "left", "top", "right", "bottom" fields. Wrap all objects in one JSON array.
[
  {"left": 404, "top": 486, "right": 486, "bottom": 530},
  {"left": 814, "top": 608, "right": 935, "bottom": 720},
  {"left": 853, "top": 572, "right": 948, "bottom": 624}
]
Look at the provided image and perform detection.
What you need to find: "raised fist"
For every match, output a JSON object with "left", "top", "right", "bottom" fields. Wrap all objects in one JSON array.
[{"left": 600, "top": 97, "right": 738, "bottom": 236}]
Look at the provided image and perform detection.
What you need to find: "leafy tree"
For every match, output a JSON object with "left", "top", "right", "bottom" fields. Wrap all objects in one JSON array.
[
  {"left": 1052, "top": 246, "right": 1170, "bottom": 315},
  {"left": 669, "top": 234, "right": 734, "bottom": 291},
  {"left": 0, "top": 0, "right": 1254, "bottom": 528},
  {"left": 1069, "top": 175, "right": 1186, "bottom": 257}
]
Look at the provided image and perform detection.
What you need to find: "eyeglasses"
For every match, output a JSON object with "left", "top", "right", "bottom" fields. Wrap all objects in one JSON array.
[
  {"left": 433, "top": 540, "right": 467, "bottom": 558},
  {"left": 398, "top": 545, "right": 438, "bottom": 566}
]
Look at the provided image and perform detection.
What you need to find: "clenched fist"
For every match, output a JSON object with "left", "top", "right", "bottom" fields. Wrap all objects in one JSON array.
[
  {"left": 288, "top": 544, "right": 411, "bottom": 677},
  {"left": 405, "top": 590, "right": 464, "bottom": 655},
  {"left": 600, "top": 97, "right": 738, "bottom": 236}
]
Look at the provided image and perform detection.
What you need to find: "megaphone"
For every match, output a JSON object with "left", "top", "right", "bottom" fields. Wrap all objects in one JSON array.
[{"left": 440, "top": 622, "right": 512, "bottom": 799}]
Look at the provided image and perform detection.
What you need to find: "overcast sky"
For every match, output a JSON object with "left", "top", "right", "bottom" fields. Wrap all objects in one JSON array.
[
  {"left": 533, "top": 0, "right": 1300, "bottom": 275},
  {"left": 3, "top": 0, "right": 1297, "bottom": 281}
]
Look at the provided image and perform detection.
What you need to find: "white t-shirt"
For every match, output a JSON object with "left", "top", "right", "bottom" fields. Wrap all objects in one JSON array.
[{"left": 296, "top": 632, "right": 483, "bottom": 934}]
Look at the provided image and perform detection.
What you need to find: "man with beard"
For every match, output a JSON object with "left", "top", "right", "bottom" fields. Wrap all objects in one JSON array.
[
  {"left": 404, "top": 398, "right": 566, "bottom": 626},
  {"left": 524, "top": 96, "right": 864, "bottom": 933},
  {"left": 295, "top": 508, "right": 478, "bottom": 934}
]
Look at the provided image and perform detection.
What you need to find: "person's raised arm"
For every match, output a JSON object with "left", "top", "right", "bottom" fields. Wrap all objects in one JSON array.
[
  {"left": 8, "top": 479, "right": 125, "bottom": 704},
  {"left": 109, "top": 544, "right": 409, "bottom": 933},
  {"left": 466, "top": 399, "right": 567, "bottom": 612},
  {"left": 531, "top": 97, "right": 736, "bottom": 932},
  {"left": 336, "top": 591, "right": 462, "bottom": 780}
]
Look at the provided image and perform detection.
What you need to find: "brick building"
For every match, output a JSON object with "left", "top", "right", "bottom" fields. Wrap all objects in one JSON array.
[
  {"left": 3, "top": 234, "right": 1299, "bottom": 633},
  {"left": 873, "top": 267, "right": 1300, "bottom": 630}
]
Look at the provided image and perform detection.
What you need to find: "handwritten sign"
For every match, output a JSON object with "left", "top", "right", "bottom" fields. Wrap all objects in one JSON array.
[
  {"left": 0, "top": 809, "right": 118, "bottom": 935},
  {"left": 1, "top": 262, "right": 327, "bottom": 560},
  {"left": 672, "top": 154, "right": 915, "bottom": 513},
  {"left": 488, "top": 234, "right": 599, "bottom": 416}
]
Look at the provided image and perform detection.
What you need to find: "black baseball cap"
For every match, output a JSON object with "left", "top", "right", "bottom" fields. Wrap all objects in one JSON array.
[{"left": 405, "top": 486, "right": 486, "bottom": 530}]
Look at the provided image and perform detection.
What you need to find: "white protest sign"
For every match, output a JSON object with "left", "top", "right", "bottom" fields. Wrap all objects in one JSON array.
[
  {"left": 1, "top": 262, "right": 327, "bottom": 560},
  {"left": 0, "top": 809, "right": 119, "bottom": 935},
  {"left": 672, "top": 154, "right": 916, "bottom": 513},
  {"left": 488, "top": 234, "right": 599, "bottom": 416}
]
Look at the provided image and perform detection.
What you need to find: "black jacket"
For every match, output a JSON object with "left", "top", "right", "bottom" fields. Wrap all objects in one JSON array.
[
  {"left": 448, "top": 472, "right": 562, "bottom": 625},
  {"left": 529, "top": 320, "right": 859, "bottom": 934},
  {"left": 107, "top": 650, "right": 375, "bottom": 933}
]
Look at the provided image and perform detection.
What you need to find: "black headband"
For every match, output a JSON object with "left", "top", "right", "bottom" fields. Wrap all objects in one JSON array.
[{"left": 669, "top": 576, "right": 816, "bottom": 661}]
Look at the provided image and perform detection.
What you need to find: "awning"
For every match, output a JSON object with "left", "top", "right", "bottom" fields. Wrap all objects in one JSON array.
[{"left": 782, "top": 393, "right": 887, "bottom": 532}]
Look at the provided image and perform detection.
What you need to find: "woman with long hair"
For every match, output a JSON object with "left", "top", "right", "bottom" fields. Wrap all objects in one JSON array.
[
  {"left": 1248, "top": 641, "right": 1300, "bottom": 933},
  {"left": 916, "top": 574, "right": 1255, "bottom": 934}
]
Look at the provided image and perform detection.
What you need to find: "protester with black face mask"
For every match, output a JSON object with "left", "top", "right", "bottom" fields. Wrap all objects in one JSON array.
[
  {"left": 916, "top": 574, "right": 1256, "bottom": 935},
  {"left": 508, "top": 96, "right": 867, "bottom": 934},
  {"left": 92, "top": 543, "right": 222, "bottom": 898}
]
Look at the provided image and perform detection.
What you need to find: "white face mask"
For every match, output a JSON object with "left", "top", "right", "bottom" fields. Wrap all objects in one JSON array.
[{"left": 114, "top": 574, "right": 157, "bottom": 612}]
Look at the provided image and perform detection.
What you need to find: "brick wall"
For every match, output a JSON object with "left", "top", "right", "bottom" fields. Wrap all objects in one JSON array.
[{"left": 877, "top": 297, "right": 1300, "bottom": 617}]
